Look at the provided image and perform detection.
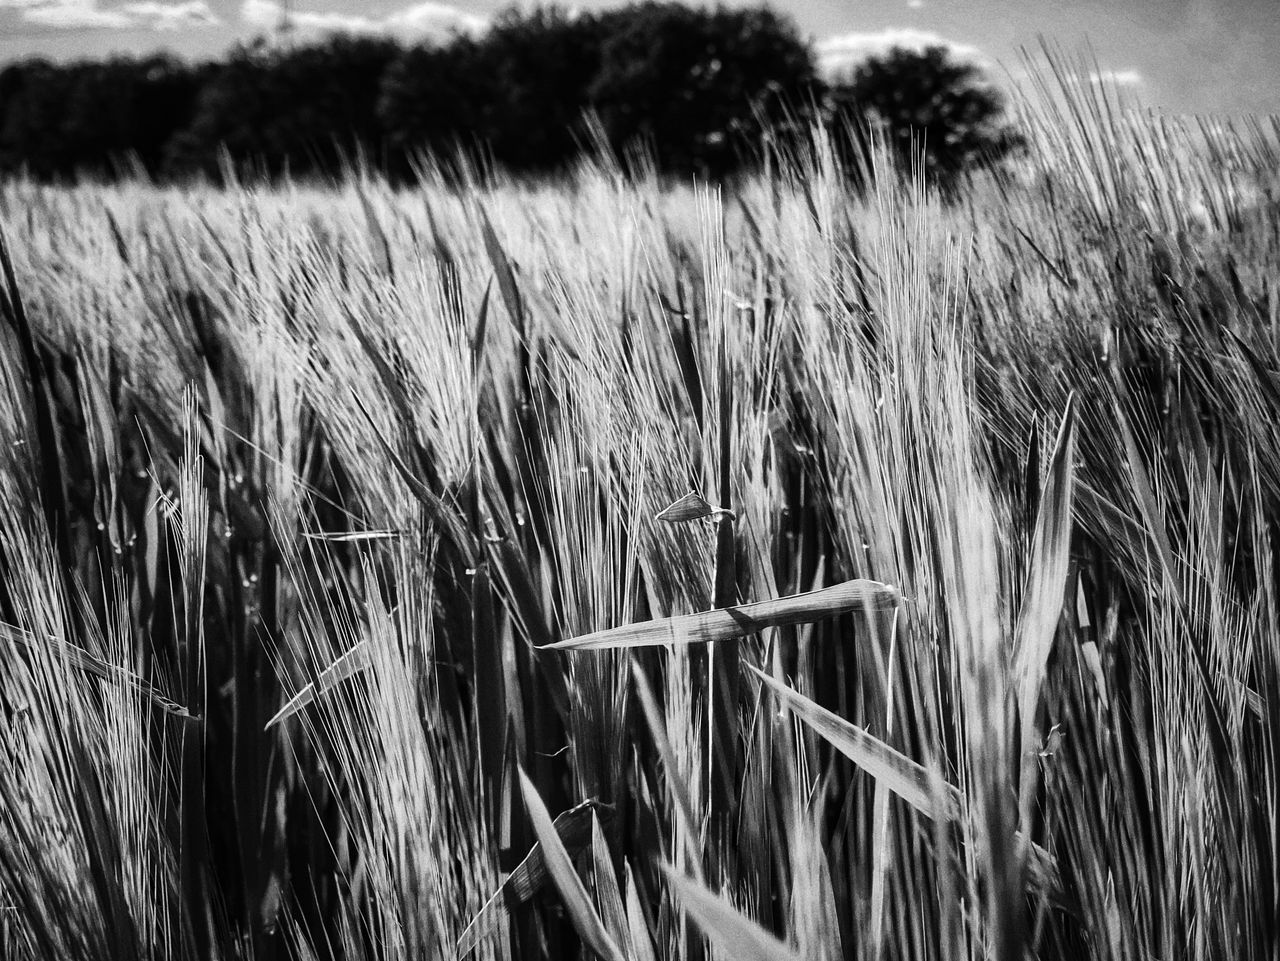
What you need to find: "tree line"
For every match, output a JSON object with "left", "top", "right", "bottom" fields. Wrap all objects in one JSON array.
[{"left": 0, "top": 3, "right": 1017, "bottom": 187}]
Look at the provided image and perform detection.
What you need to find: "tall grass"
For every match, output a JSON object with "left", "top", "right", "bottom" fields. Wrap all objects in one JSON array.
[{"left": 0, "top": 61, "right": 1277, "bottom": 960}]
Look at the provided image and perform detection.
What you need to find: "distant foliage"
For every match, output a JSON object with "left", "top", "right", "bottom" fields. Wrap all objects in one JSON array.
[
  {"left": 0, "top": 8, "right": 1016, "bottom": 185},
  {"left": 376, "top": 37, "right": 495, "bottom": 178},
  {"left": 827, "top": 45, "right": 1021, "bottom": 191},
  {"left": 379, "top": 8, "right": 610, "bottom": 176},
  {"left": 0, "top": 56, "right": 207, "bottom": 180},
  {"left": 169, "top": 35, "right": 401, "bottom": 179},
  {"left": 587, "top": 4, "right": 816, "bottom": 176},
  {"left": 381, "top": 2, "right": 816, "bottom": 178},
  {"left": 478, "top": 8, "right": 612, "bottom": 171}
]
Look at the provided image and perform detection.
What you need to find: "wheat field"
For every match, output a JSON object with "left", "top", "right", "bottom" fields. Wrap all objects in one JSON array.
[{"left": 0, "top": 70, "right": 1278, "bottom": 961}]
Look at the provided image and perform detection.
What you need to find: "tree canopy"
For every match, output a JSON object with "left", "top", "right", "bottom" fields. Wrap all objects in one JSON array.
[
  {"left": 168, "top": 35, "right": 401, "bottom": 179},
  {"left": 0, "top": 55, "right": 207, "bottom": 179},
  {"left": 588, "top": 4, "right": 816, "bottom": 176},
  {"left": 826, "top": 45, "right": 1021, "bottom": 191},
  {"left": 0, "top": 7, "right": 1020, "bottom": 186}
]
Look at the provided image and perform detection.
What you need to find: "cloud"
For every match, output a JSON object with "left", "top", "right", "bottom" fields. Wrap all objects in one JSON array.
[
  {"left": 386, "top": 1, "right": 485, "bottom": 35},
  {"left": 1, "top": 0, "right": 132, "bottom": 27},
  {"left": 120, "top": 0, "right": 218, "bottom": 29},
  {"left": 0, "top": 0, "right": 218, "bottom": 29},
  {"left": 241, "top": 0, "right": 370, "bottom": 33},
  {"left": 241, "top": 0, "right": 485, "bottom": 39},
  {"left": 817, "top": 27, "right": 984, "bottom": 78}
]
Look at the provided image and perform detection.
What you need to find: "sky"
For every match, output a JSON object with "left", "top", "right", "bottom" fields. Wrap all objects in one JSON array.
[{"left": 1, "top": 0, "right": 1277, "bottom": 116}]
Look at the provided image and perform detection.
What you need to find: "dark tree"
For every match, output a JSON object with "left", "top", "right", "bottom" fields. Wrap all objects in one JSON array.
[
  {"left": 0, "top": 2, "right": 826, "bottom": 183},
  {"left": 382, "top": 4, "right": 815, "bottom": 178},
  {"left": 590, "top": 3, "right": 818, "bottom": 177},
  {"left": 0, "top": 56, "right": 207, "bottom": 180},
  {"left": 67, "top": 57, "right": 209, "bottom": 177},
  {"left": 379, "top": 8, "right": 609, "bottom": 177},
  {"left": 168, "top": 35, "right": 402, "bottom": 180},
  {"left": 477, "top": 8, "right": 610, "bottom": 171},
  {"left": 0, "top": 60, "right": 76, "bottom": 179},
  {"left": 378, "top": 38, "right": 498, "bottom": 178},
  {"left": 828, "top": 45, "right": 1019, "bottom": 192}
]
